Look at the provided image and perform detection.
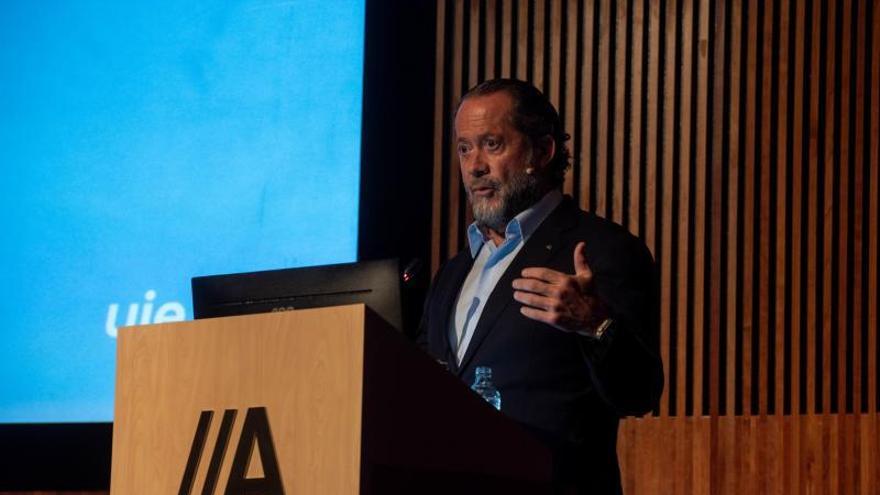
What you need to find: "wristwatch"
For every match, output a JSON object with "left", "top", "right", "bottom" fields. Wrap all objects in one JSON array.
[{"left": 592, "top": 317, "right": 614, "bottom": 340}]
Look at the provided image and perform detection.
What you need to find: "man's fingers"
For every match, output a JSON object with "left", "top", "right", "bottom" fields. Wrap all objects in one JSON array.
[
  {"left": 512, "top": 277, "right": 557, "bottom": 295},
  {"left": 513, "top": 290, "right": 555, "bottom": 311},
  {"left": 521, "top": 267, "right": 568, "bottom": 284},
  {"left": 520, "top": 305, "right": 556, "bottom": 325}
]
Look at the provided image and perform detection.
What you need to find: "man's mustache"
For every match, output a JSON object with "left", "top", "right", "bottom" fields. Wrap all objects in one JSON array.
[{"left": 468, "top": 178, "right": 501, "bottom": 191}]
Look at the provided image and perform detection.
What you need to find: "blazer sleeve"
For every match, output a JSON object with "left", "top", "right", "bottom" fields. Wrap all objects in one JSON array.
[
  {"left": 578, "top": 236, "right": 664, "bottom": 417},
  {"left": 413, "top": 259, "right": 447, "bottom": 353},
  {"left": 413, "top": 282, "right": 433, "bottom": 352}
]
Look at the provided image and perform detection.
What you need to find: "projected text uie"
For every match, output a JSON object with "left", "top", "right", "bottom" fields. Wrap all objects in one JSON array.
[{"left": 105, "top": 289, "right": 185, "bottom": 337}]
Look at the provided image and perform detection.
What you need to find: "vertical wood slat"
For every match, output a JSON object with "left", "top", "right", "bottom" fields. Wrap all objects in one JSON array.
[
  {"left": 483, "top": 0, "right": 496, "bottom": 79},
  {"left": 579, "top": 0, "right": 596, "bottom": 210},
  {"left": 529, "top": 0, "right": 548, "bottom": 93},
  {"left": 460, "top": 2, "right": 481, "bottom": 248},
  {"left": 431, "top": 5, "right": 880, "bottom": 483},
  {"left": 806, "top": 0, "right": 821, "bottom": 416},
  {"left": 742, "top": 0, "right": 758, "bottom": 416},
  {"left": 660, "top": 0, "right": 678, "bottom": 417},
  {"left": 692, "top": 0, "right": 709, "bottom": 418},
  {"left": 726, "top": 0, "right": 742, "bottom": 418},
  {"left": 822, "top": 0, "right": 835, "bottom": 417},
  {"left": 643, "top": 0, "right": 664, "bottom": 415},
  {"left": 612, "top": 0, "right": 627, "bottom": 226},
  {"left": 835, "top": 20, "right": 853, "bottom": 494},
  {"left": 776, "top": 0, "right": 790, "bottom": 418},
  {"left": 562, "top": 0, "right": 578, "bottom": 196},
  {"left": 430, "top": 0, "right": 447, "bottom": 276},
  {"left": 447, "top": 1, "right": 464, "bottom": 260},
  {"left": 644, "top": 0, "right": 660, "bottom": 296},
  {"left": 548, "top": 0, "right": 562, "bottom": 121},
  {"left": 628, "top": 0, "right": 645, "bottom": 238},
  {"left": 790, "top": 0, "right": 805, "bottom": 416},
  {"left": 661, "top": 0, "right": 678, "bottom": 416},
  {"left": 787, "top": 0, "right": 802, "bottom": 445},
  {"left": 469, "top": 0, "right": 480, "bottom": 89},
  {"left": 869, "top": 0, "right": 879, "bottom": 415},
  {"left": 533, "top": 0, "right": 545, "bottom": 90},
  {"left": 853, "top": 0, "right": 866, "bottom": 415},
  {"left": 595, "top": 0, "right": 611, "bottom": 218},
  {"left": 758, "top": 0, "right": 773, "bottom": 417},
  {"left": 837, "top": 0, "right": 851, "bottom": 418},
  {"left": 517, "top": 0, "right": 528, "bottom": 80},
  {"left": 708, "top": 0, "right": 726, "bottom": 419},
  {"left": 501, "top": 0, "right": 512, "bottom": 77}
]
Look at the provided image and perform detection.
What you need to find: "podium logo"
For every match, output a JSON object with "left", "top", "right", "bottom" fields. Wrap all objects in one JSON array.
[{"left": 179, "top": 407, "right": 284, "bottom": 495}]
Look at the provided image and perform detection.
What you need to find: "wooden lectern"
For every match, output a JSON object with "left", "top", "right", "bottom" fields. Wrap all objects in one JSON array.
[{"left": 111, "top": 304, "right": 553, "bottom": 494}]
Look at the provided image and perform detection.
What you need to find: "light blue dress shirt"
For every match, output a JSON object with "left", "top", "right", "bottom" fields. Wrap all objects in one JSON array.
[{"left": 451, "top": 189, "right": 563, "bottom": 363}]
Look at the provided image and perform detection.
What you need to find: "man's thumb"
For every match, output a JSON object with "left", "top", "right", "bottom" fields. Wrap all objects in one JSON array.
[{"left": 573, "top": 241, "right": 592, "bottom": 278}]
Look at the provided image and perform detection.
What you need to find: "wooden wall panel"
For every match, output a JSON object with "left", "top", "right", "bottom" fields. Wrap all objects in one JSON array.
[
  {"left": 616, "top": 414, "right": 880, "bottom": 495},
  {"left": 432, "top": 0, "right": 880, "bottom": 492}
]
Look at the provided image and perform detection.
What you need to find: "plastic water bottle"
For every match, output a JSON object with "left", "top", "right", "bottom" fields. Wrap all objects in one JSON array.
[{"left": 471, "top": 366, "right": 501, "bottom": 410}]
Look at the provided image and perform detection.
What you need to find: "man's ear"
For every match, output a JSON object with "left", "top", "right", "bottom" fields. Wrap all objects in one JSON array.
[{"left": 536, "top": 135, "right": 556, "bottom": 169}]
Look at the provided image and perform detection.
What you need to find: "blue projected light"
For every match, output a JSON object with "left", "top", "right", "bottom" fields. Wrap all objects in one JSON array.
[{"left": 0, "top": 0, "right": 365, "bottom": 423}]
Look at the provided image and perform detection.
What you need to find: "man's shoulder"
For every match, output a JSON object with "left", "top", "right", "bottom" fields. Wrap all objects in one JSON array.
[{"left": 563, "top": 200, "right": 654, "bottom": 264}]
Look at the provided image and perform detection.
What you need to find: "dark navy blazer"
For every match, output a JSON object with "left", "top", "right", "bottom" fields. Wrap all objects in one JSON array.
[{"left": 415, "top": 196, "right": 664, "bottom": 494}]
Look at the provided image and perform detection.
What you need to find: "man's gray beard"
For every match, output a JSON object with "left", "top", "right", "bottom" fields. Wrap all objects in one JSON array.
[{"left": 469, "top": 170, "right": 544, "bottom": 233}]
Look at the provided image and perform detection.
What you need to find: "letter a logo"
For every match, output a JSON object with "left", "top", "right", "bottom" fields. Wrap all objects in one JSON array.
[
  {"left": 178, "top": 407, "right": 284, "bottom": 495},
  {"left": 225, "top": 407, "right": 284, "bottom": 494}
]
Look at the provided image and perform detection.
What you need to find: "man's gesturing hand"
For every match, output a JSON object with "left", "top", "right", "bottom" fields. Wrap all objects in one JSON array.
[{"left": 512, "top": 241, "right": 609, "bottom": 336}]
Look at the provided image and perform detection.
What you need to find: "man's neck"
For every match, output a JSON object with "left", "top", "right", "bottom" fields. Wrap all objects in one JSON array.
[{"left": 485, "top": 228, "right": 506, "bottom": 247}]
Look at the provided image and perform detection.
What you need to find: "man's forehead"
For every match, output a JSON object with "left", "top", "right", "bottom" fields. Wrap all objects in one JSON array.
[{"left": 455, "top": 92, "right": 515, "bottom": 135}]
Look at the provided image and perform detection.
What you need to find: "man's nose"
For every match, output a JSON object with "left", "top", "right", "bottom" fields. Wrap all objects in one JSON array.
[{"left": 464, "top": 151, "right": 489, "bottom": 177}]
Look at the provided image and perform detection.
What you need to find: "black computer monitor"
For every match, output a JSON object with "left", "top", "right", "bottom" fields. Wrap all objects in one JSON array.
[{"left": 191, "top": 259, "right": 403, "bottom": 331}]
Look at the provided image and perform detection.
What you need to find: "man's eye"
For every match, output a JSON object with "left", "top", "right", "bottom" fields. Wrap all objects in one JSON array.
[
  {"left": 457, "top": 143, "right": 471, "bottom": 155},
  {"left": 485, "top": 138, "right": 501, "bottom": 150}
]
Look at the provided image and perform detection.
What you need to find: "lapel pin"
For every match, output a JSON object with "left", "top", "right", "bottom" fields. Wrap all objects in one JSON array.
[{"left": 545, "top": 244, "right": 552, "bottom": 251}]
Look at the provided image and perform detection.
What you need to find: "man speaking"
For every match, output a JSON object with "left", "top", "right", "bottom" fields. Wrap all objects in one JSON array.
[{"left": 416, "top": 79, "right": 663, "bottom": 494}]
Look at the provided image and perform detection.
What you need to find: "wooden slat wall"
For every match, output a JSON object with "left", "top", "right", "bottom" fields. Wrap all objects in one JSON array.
[
  {"left": 432, "top": 0, "right": 880, "bottom": 492},
  {"left": 617, "top": 414, "right": 880, "bottom": 494}
]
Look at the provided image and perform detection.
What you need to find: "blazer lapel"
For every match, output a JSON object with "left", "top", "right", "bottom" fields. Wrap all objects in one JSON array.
[
  {"left": 456, "top": 198, "right": 579, "bottom": 375},
  {"left": 430, "top": 252, "right": 473, "bottom": 374}
]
